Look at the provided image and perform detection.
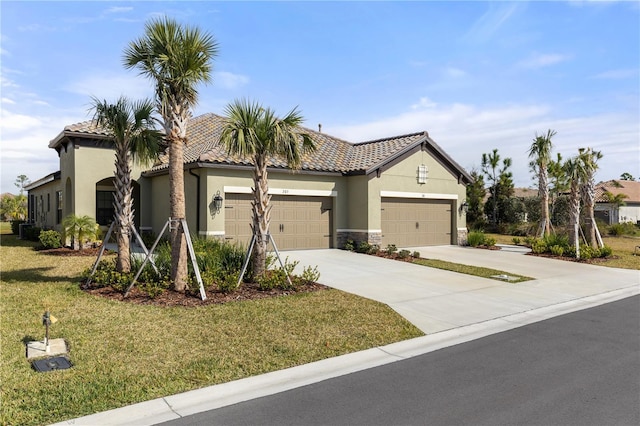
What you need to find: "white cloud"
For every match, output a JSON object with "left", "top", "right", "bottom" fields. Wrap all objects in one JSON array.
[
  {"left": 213, "top": 71, "right": 250, "bottom": 90},
  {"left": 0, "top": 110, "right": 42, "bottom": 131},
  {"left": 464, "top": 2, "right": 522, "bottom": 43},
  {"left": 410, "top": 97, "right": 438, "bottom": 110},
  {"left": 104, "top": 6, "right": 133, "bottom": 14},
  {"left": 1, "top": 97, "right": 15, "bottom": 105},
  {"left": 64, "top": 73, "right": 154, "bottom": 101},
  {"left": 330, "top": 99, "right": 638, "bottom": 187},
  {"left": 592, "top": 68, "right": 638, "bottom": 79},
  {"left": 517, "top": 53, "right": 570, "bottom": 69},
  {"left": 444, "top": 67, "right": 467, "bottom": 78}
]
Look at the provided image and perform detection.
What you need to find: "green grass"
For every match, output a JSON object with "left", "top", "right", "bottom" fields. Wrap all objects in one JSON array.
[
  {"left": 0, "top": 233, "right": 422, "bottom": 425},
  {"left": 412, "top": 258, "right": 533, "bottom": 283},
  {"left": 486, "top": 232, "right": 640, "bottom": 271}
]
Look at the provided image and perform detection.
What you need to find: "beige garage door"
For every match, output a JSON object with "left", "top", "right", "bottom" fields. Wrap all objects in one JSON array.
[
  {"left": 224, "top": 193, "right": 333, "bottom": 250},
  {"left": 381, "top": 198, "right": 452, "bottom": 247}
]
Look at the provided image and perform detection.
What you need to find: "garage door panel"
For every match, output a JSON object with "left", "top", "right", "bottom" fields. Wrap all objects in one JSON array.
[
  {"left": 381, "top": 198, "right": 452, "bottom": 247},
  {"left": 225, "top": 193, "right": 332, "bottom": 250}
]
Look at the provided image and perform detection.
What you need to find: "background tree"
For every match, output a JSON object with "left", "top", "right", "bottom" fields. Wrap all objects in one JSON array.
[
  {"left": 124, "top": 17, "right": 219, "bottom": 291},
  {"left": 15, "top": 175, "right": 30, "bottom": 195},
  {"left": 0, "top": 194, "right": 26, "bottom": 221},
  {"left": 563, "top": 156, "right": 587, "bottom": 258},
  {"left": 528, "top": 129, "right": 556, "bottom": 236},
  {"left": 602, "top": 190, "right": 628, "bottom": 208},
  {"left": 90, "top": 96, "right": 163, "bottom": 273},
  {"left": 465, "top": 170, "right": 486, "bottom": 229},
  {"left": 220, "top": 99, "right": 316, "bottom": 278},
  {"left": 547, "top": 152, "right": 568, "bottom": 223},
  {"left": 481, "top": 148, "right": 513, "bottom": 226},
  {"left": 619, "top": 172, "right": 635, "bottom": 181},
  {"left": 579, "top": 148, "right": 603, "bottom": 248}
]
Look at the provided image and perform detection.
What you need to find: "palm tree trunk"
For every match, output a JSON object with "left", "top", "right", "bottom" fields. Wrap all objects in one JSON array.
[
  {"left": 569, "top": 181, "right": 581, "bottom": 259},
  {"left": 252, "top": 155, "right": 271, "bottom": 278},
  {"left": 169, "top": 129, "right": 188, "bottom": 291},
  {"left": 114, "top": 145, "right": 133, "bottom": 273},
  {"left": 540, "top": 169, "right": 551, "bottom": 236},
  {"left": 582, "top": 181, "right": 598, "bottom": 248}
]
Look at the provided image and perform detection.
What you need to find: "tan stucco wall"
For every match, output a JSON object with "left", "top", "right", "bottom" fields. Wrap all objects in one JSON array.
[
  {"left": 29, "top": 180, "right": 62, "bottom": 230},
  {"left": 58, "top": 141, "right": 152, "bottom": 227}
]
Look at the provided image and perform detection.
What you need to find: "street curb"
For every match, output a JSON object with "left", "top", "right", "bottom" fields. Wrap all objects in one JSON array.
[{"left": 50, "top": 285, "right": 639, "bottom": 426}]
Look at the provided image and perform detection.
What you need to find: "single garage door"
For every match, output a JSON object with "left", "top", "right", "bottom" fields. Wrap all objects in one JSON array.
[
  {"left": 381, "top": 198, "right": 452, "bottom": 247},
  {"left": 224, "top": 193, "right": 333, "bottom": 250}
]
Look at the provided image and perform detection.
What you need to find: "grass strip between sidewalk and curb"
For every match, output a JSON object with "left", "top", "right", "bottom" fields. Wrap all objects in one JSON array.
[
  {"left": 0, "top": 230, "right": 423, "bottom": 426},
  {"left": 412, "top": 258, "right": 534, "bottom": 283}
]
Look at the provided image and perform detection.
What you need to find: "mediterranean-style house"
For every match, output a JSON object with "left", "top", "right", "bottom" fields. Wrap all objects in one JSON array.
[
  {"left": 594, "top": 180, "right": 640, "bottom": 225},
  {"left": 25, "top": 113, "right": 472, "bottom": 249}
]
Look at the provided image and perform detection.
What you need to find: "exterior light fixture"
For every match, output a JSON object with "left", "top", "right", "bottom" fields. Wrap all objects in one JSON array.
[
  {"left": 460, "top": 199, "right": 469, "bottom": 214},
  {"left": 417, "top": 164, "right": 428, "bottom": 184},
  {"left": 212, "top": 191, "right": 223, "bottom": 213}
]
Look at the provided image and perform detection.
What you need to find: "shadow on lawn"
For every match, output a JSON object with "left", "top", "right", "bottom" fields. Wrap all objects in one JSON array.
[{"left": 1, "top": 267, "right": 80, "bottom": 284}]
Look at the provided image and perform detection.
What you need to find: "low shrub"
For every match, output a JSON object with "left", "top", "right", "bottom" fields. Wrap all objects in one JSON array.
[
  {"left": 39, "top": 230, "right": 62, "bottom": 249},
  {"left": 608, "top": 222, "right": 638, "bottom": 236},
  {"left": 512, "top": 237, "right": 521, "bottom": 245},
  {"left": 523, "top": 236, "right": 535, "bottom": 247},
  {"left": 531, "top": 239, "right": 547, "bottom": 254},
  {"left": 24, "top": 226, "right": 42, "bottom": 241},
  {"left": 343, "top": 239, "right": 355, "bottom": 251},
  {"left": 549, "top": 245, "right": 564, "bottom": 257},
  {"left": 412, "top": 251, "right": 421, "bottom": 258},
  {"left": 484, "top": 237, "right": 496, "bottom": 247},
  {"left": 398, "top": 249, "right": 411, "bottom": 259},
  {"left": 356, "top": 241, "right": 373, "bottom": 254},
  {"left": 218, "top": 273, "right": 240, "bottom": 293},
  {"left": 385, "top": 244, "right": 398, "bottom": 254},
  {"left": 543, "top": 233, "right": 569, "bottom": 250},
  {"left": 467, "top": 231, "right": 485, "bottom": 247},
  {"left": 600, "top": 245, "right": 613, "bottom": 257},
  {"left": 300, "top": 265, "right": 320, "bottom": 285}
]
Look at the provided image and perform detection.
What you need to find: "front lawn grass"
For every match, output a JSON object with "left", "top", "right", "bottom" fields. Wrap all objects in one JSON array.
[
  {"left": 0, "top": 233, "right": 422, "bottom": 426},
  {"left": 412, "top": 258, "right": 533, "bottom": 283}
]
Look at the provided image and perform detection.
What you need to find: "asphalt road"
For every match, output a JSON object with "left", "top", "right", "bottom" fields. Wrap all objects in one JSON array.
[{"left": 161, "top": 295, "right": 640, "bottom": 426}]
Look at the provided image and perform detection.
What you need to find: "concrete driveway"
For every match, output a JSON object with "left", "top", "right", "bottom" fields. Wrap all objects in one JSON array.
[{"left": 286, "top": 246, "right": 639, "bottom": 334}]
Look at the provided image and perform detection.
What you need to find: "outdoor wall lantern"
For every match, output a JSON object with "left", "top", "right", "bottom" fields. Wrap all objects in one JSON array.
[
  {"left": 417, "top": 164, "right": 428, "bottom": 184},
  {"left": 460, "top": 199, "right": 469, "bottom": 215},
  {"left": 211, "top": 191, "right": 223, "bottom": 215}
]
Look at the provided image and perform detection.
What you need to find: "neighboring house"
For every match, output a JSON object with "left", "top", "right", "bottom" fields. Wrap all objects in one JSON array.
[
  {"left": 26, "top": 113, "right": 473, "bottom": 249},
  {"left": 594, "top": 180, "right": 640, "bottom": 225}
]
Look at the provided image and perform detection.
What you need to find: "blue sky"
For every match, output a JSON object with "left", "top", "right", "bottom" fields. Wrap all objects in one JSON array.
[{"left": 1, "top": 0, "right": 638, "bottom": 194}]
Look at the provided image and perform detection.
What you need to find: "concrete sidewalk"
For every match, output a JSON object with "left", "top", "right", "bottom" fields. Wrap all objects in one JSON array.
[{"left": 51, "top": 246, "right": 639, "bottom": 426}]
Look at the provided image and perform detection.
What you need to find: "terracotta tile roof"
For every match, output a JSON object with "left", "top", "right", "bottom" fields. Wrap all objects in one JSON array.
[
  {"left": 52, "top": 113, "right": 471, "bottom": 181},
  {"left": 595, "top": 180, "right": 640, "bottom": 203}
]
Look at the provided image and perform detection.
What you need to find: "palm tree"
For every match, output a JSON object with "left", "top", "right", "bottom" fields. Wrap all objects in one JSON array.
[
  {"left": 578, "top": 148, "right": 603, "bottom": 248},
  {"left": 528, "top": 129, "right": 556, "bottom": 237},
  {"left": 90, "top": 96, "right": 163, "bottom": 273},
  {"left": 563, "top": 156, "right": 587, "bottom": 259},
  {"left": 220, "top": 99, "right": 316, "bottom": 278},
  {"left": 123, "top": 17, "right": 219, "bottom": 290},
  {"left": 62, "top": 214, "right": 99, "bottom": 251}
]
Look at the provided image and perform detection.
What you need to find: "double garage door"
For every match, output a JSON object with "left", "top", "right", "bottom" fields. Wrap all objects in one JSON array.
[
  {"left": 224, "top": 193, "right": 332, "bottom": 250},
  {"left": 381, "top": 198, "right": 452, "bottom": 247}
]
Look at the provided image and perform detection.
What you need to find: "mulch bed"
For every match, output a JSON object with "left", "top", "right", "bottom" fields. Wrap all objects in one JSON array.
[
  {"left": 83, "top": 281, "right": 329, "bottom": 307},
  {"left": 526, "top": 251, "right": 620, "bottom": 264},
  {"left": 37, "top": 246, "right": 328, "bottom": 307}
]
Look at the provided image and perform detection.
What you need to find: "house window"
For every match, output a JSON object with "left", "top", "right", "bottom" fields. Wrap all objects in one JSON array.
[
  {"left": 96, "top": 191, "right": 115, "bottom": 226},
  {"left": 56, "top": 191, "right": 63, "bottom": 224},
  {"left": 47, "top": 193, "right": 50, "bottom": 212},
  {"left": 417, "top": 164, "right": 428, "bottom": 184}
]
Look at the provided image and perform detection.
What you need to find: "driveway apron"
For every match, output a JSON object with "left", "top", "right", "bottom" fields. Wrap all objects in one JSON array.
[{"left": 285, "top": 247, "right": 640, "bottom": 334}]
